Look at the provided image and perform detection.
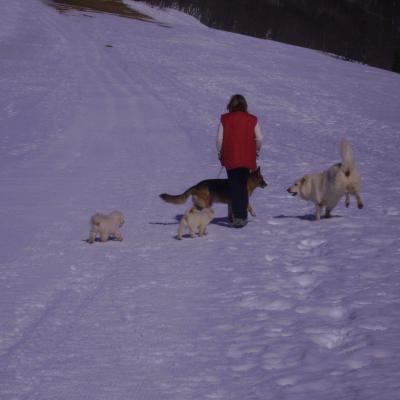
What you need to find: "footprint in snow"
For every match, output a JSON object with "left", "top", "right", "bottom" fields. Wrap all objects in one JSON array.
[
  {"left": 291, "top": 273, "right": 318, "bottom": 288},
  {"left": 295, "top": 305, "right": 347, "bottom": 320},
  {"left": 383, "top": 207, "right": 399, "bottom": 216},
  {"left": 305, "top": 327, "right": 350, "bottom": 349},
  {"left": 297, "top": 239, "right": 326, "bottom": 251}
]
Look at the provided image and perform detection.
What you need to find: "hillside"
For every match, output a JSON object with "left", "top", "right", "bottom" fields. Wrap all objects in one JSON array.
[
  {"left": 142, "top": 0, "right": 400, "bottom": 72},
  {"left": 1, "top": 1, "right": 400, "bottom": 399}
]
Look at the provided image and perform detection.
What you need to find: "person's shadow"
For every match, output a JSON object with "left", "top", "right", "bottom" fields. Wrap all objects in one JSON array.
[
  {"left": 210, "top": 216, "right": 231, "bottom": 227},
  {"left": 274, "top": 214, "right": 342, "bottom": 221}
]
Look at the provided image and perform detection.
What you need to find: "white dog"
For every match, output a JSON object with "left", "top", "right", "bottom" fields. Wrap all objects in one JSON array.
[
  {"left": 287, "top": 138, "right": 363, "bottom": 220},
  {"left": 88, "top": 211, "right": 125, "bottom": 243},
  {"left": 177, "top": 206, "right": 214, "bottom": 240}
]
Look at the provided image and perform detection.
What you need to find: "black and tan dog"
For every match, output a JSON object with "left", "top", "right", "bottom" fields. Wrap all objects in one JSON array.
[{"left": 160, "top": 167, "right": 267, "bottom": 220}]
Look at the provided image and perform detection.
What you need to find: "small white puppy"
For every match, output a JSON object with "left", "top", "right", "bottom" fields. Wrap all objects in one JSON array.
[
  {"left": 88, "top": 211, "right": 125, "bottom": 243},
  {"left": 177, "top": 206, "right": 214, "bottom": 240},
  {"left": 287, "top": 138, "right": 363, "bottom": 220}
]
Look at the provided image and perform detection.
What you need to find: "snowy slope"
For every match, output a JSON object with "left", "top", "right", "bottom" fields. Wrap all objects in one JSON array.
[{"left": 1, "top": 1, "right": 400, "bottom": 399}]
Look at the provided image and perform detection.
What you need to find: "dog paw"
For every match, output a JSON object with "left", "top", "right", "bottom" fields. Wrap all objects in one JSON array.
[{"left": 358, "top": 204, "right": 364, "bottom": 209}]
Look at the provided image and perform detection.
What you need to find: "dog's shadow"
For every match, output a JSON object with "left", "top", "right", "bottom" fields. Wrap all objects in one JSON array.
[
  {"left": 82, "top": 236, "right": 121, "bottom": 243},
  {"left": 148, "top": 215, "right": 182, "bottom": 226},
  {"left": 274, "top": 214, "right": 342, "bottom": 221},
  {"left": 149, "top": 219, "right": 179, "bottom": 226},
  {"left": 149, "top": 215, "right": 232, "bottom": 228}
]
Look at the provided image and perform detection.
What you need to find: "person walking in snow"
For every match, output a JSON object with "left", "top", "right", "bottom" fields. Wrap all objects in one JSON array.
[{"left": 216, "top": 94, "right": 263, "bottom": 228}]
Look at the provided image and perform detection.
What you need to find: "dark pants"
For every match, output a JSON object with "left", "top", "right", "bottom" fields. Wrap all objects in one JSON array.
[{"left": 227, "top": 167, "right": 250, "bottom": 220}]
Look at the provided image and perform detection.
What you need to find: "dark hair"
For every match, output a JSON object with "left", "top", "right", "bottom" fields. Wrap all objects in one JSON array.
[{"left": 227, "top": 94, "right": 248, "bottom": 112}]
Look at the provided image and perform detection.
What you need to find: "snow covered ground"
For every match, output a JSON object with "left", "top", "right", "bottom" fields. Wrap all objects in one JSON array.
[{"left": 1, "top": 1, "right": 400, "bottom": 398}]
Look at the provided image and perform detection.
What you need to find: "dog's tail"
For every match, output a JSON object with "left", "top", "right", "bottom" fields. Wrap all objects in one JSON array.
[
  {"left": 340, "top": 138, "right": 354, "bottom": 177},
  {"left": 159, "top": 186, "right": 196, "bottom": 205}
]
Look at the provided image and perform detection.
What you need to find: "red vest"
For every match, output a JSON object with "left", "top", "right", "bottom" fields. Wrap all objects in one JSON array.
[{"left": 220, "top": 111, "right": 257, "bottom": 170}]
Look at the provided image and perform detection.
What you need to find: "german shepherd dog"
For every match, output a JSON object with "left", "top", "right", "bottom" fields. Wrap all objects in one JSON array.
[{"left": 160, "top": 167, "right": 267, "bottom": 221}]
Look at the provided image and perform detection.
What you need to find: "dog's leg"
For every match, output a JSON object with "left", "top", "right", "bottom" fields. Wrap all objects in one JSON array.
[
  {"left": 325, "top": 208, "right": 332, "bottom": 218},
  {"left": 315, "top": 203, "right": 322, "bottom": 221},
  {"left": 176, "top": 219, "right": 186, "bottom": 240},
  {"left": 88, "top": 230, "right": 97, "bottom": 244},
  {"left": 114, "top": 230, "right": 123, "bottom": 241},
  {"left": 100, "top": 231, "right": 109, "bottom": 242},
  {"left": 248, "top": 203, "right": 256, "bottom": 217},
  {"left": 188, "top": 223, "right": 196, "bottom": 238},
  {"left": 354, "top": 192, "right": 364, "bottom": 209},
  {"left": 345, "top": 192, "right": 350, "bottom": 208},
  {"left": 199, "top": 224, "right": 208, "bottom": 236},
  {"left": 193, "top": 192, "right": 210, "bottom": 209},
  {"left": 347, "top": 186, "right": 364, "bottom": 209}
]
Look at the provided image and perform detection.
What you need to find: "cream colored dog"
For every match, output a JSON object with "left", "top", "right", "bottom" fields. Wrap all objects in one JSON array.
[
  {"left": 177, "top": 206, "right": 214, "bottom": 240},
  {"left": 88, "top": 211, "right": 125, "bottom": 243},
  {"left": 287, "top": 138, "right": 363, "bottom": 220}
]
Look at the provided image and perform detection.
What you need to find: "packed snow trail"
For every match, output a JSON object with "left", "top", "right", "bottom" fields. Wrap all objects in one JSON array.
[{"left": 1, "top": 1, "right": 400, "bottom": 399}]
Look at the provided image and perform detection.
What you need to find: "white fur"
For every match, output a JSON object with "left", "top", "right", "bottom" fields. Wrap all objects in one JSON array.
[
  {"left": 88, "top": 211, "right": 125, "bottom": 243},
  {"left": 176, "top": 206, "right": 214, "bottom": 240},
  {"left": 287, "top": 138, "right": 363, "bottom": 220}
]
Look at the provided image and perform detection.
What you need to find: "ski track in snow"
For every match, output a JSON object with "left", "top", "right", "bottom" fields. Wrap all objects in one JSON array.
[{"left": 1, "top": 1, "right": 400, "bottom": 399}]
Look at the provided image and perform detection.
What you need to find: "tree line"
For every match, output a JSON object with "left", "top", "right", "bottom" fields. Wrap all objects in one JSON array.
[{"left": 140, "top": 0, "right": 400, "bottom": 72}]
